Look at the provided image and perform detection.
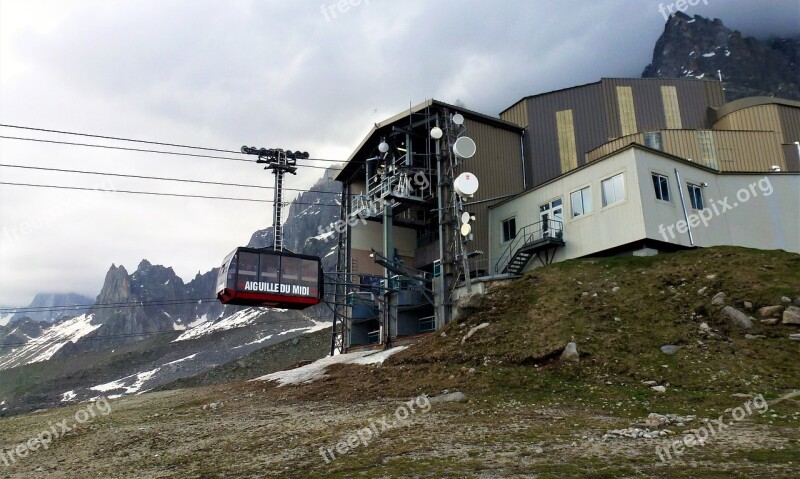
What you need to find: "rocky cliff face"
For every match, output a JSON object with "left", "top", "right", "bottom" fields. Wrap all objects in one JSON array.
[
  {"left": 643, "top": 12, "right": 799, "bottom": 101},
  {"left": 248, "top": 166, "right": 342, "bottom": 270}
]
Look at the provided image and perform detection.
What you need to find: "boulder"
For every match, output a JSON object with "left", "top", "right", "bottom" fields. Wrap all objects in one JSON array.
[
  {"left": 758, "top": 305, "right": 784, "bottom": 318},
  {"left": 790, "top": 333, "right": 800, "bottom": 342},
  {"left": 782, "top": 296, "right": 792, "bottom": 304},
  {"left": 743, "top": 301, "right": 753, "bottom": 310},
  {"left": 660, "top": 345, "right": 681, "bottom": 355},
  {"left": 721, "top": 306, "right": 753, "bottom": 329},
  {"left": 782, "top": 306, "right": 800, "bottom": 325},
  {"left": 561, "top": 341, "right": 579, "bottom": 362},
  {"left": 711, "top": 292, "right": 727, "bottom": 306},
  {"left": 761, "top": 317, "right": 781, "bottom": 326},
  {"left": 427, "top": 392, "right": 468, "bottom": 405},
  {"left": 651, "top": 386, "right": 667, "bottom": 393}
]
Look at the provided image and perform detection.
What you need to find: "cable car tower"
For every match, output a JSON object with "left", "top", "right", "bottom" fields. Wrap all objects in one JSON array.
[{"left": 240, "top": 146, "right": 308, "bottom": 251}]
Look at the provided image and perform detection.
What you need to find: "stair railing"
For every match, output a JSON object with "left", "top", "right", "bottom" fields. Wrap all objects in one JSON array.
[{"left": 494, "top": 219, "right": 564, "bottom": 273}]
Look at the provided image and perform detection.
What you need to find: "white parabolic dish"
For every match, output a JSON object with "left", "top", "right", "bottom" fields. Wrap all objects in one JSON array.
[
  {"left": 453, "top": 136, "right": 476, "bottom": 158},
  {"left": 454, "top": 172, "right": 479, "bottom": 196}
]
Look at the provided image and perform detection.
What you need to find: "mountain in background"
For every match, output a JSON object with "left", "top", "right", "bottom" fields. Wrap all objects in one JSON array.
[
  {"left": 7, "top": 293, "right": 93, "bottom": 324},
  {"left": 643, "top": 12, "right": 800, "bottom": 101},
  {"left": 0, "top": 166, "right": 342, "bottom": 412},
  {"left": 247, "top": 165, "right": 342, "bottom": 271}
]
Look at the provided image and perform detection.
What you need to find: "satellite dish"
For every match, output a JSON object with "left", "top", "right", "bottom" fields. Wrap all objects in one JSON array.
[
  {"left": 378, "top": 141, "right": 390, "bottom": 153},
  {"left": 460, "top": 223, "right": 472, "bottom": 236},
  {"left": 454, "top": 172, "right": 479, "bottom": 197},
  {"left": 460, "top": 212, "right": 471, "bottom": 224},
  {"left": 453, "top": 136, "right": 476, "bottom": 158},
  {"left": 452, "top": 113, "right": 465, "bottom": 125},
  {"left": 430, "top": 127, "right": 443, "bottom": 139}
]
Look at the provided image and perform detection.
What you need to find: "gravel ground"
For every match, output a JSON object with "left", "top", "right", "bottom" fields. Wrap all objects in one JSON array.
[{"left": 1, "top": 380, "right": 797, "bottom": 479}]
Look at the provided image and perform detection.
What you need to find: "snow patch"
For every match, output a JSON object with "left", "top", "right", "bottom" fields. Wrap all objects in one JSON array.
[
  {"left": 0, "top": 314, "right": 101, "bottom": 370},
  {"left": 173, "top": 308, "right": 266, "bottom": 342},
  {"left": 254, "top": 345, "right": 407, "bottom": 386},
  {"left": 90, "top": 367, "right": 160, "bottom": 395},
  {"left": 312, "top": 230, "right": 336, "bottom": 241},
  {"left": 702, "top": 52, "right": 716, "bottom": 58},
  {"left": 61, "top": 390, "right": 77, "bottom": 402}
]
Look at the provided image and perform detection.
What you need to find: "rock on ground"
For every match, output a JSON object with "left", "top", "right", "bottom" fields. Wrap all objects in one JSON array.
[
  {"left": 561, "top": 342, "right": 579, "bottom": 362},
  {"left": 721, "top": 306, "right": 753, "bottom": 329},
  {"left": 782, "top": 306, "right": 800, "bottom": 325}
]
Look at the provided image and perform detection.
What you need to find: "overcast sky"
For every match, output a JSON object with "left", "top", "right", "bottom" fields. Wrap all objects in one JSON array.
[{"left": 0, "top": 0, "right": 797, "bottom": 307}]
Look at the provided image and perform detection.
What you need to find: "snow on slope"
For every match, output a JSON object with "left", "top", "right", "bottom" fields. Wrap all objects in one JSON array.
[
  {"left": 0, "top": 314, "right": 101, "bottom": 370},
  {"left": 234, "top": 320, "right": 330, "bottom": 349},
  {"left": 172, "top": 308, "right": 263, "bottom": 342},
  {"left": 0, "top": 312, "right": 13, "bottom": 326},
  {"left": 89, "top": 354, "right": 199, "bottom": 396},
  {"left": 254, "top": 346, "right": 407, "bottom": 386}
]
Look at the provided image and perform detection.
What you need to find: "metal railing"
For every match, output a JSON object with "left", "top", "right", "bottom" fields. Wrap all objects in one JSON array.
[{"left": 494, "top": 219, "right": 564, "bottom": 273}]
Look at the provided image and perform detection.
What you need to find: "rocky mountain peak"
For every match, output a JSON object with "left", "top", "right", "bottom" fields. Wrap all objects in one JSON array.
[{"left": 643, "top": 14, "right": 799, "bottom": 101}]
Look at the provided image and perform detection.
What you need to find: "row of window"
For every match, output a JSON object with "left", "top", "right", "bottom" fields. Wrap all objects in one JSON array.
[
  {"left": 651, "top": 172, "right": 704, "bottom": 210},
  {"left": 228, "top": 252, "right": 320, "bottom": 292},
  {"left": 500, "top": 171, "right": 707, "bottom": 243}
]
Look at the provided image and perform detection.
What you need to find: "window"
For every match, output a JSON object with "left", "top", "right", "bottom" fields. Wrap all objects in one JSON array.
[
  {"left": 236, "top": 252, "right": 259, "bottom": 289},
  {"left": 259, "top": 253, "right": 280, "bottom": 282},
  {"left": 501, "top": 217, "right": 517, "bottom": 243},
  {"left": 570, "top": 186, "right": 592, "bottom": 217},
  {"left": 652, "top": 173, "right": 671, "bottom": 202},
  {"left": 300, "top": 259, "right": 319, "bottom": 291},
  {"left": 644, "top": 131, "right": 663, "bottom": 151},
  {"left": 687, "top": 183, "right": 704, "bottom": 210},
  {"left": 280, "top": 256, "right": 300, "bottom": 283},
  {"left": 601, "top": 173, "right": 625, "bottom": 207}
]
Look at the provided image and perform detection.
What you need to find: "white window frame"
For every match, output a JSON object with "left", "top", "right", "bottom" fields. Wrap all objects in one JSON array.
[
  {"left": 601, "top": 173, "right": 625, "bottom": 207},
  {"left": 570, "top": 186, "right": 592, "bottom": 218}
]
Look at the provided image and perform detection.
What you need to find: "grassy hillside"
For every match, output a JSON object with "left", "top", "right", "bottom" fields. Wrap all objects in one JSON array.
[{"left": 1, "top": 247, "right": 798, "bottom": 478}]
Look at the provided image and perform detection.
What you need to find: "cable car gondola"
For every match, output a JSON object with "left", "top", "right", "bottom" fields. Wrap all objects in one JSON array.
[{"left": 216, "top": 247, "right": 323, "bottom": 310}]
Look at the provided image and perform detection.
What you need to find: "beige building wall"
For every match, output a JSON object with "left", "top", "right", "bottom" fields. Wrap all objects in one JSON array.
[
  {"left": 585, "top": 130, "right": 787, "bottom": 172},
  {"left": 636, "top": 150, "right": 800, "bottom": 253},
  {"left": 489, "top": 147, "right": 800, "bottom": 273},
  {"left": 489, "top": 148, "right": 647, "bottom": 267}
]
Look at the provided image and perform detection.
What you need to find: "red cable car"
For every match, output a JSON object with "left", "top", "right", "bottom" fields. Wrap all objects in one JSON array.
[{"left": 216, "top": 247, "right": 323, "bottom": 310}]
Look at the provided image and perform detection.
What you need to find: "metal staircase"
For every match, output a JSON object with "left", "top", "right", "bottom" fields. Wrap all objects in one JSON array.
[
  {"left": 506, "top": 249, "right": 536, "bottom": 275},
  {"left": 496, "top": 219, "right": 565, "bottom": 275}
]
